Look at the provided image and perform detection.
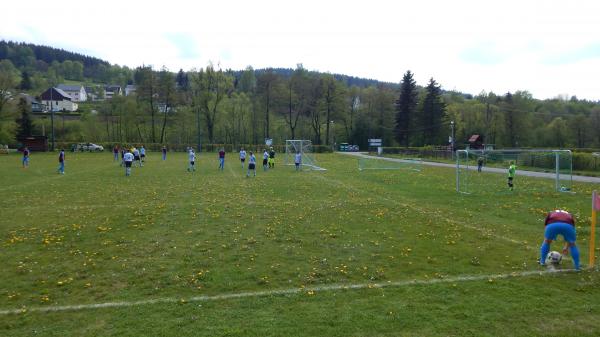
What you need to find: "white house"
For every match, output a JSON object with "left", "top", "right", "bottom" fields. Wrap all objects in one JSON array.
[
  {"left": 56, "top": 84, "right": 87, "bottom": 102},
  {"left": 40, "top": 87, "right": 78, "bottom": 112},
  {"left": 125, "top": 84, "right": 136, "bottom": 96}
]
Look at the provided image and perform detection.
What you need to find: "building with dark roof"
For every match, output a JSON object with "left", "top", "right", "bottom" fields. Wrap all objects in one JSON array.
[
  {"left": 40, "top": 88, "right": 78, "bottom": 112},
  {"left": 56, "top": 84, "right": 87, "bottom": 102},
  {"left": 104, "top": 85, "right": 122, "bottom": 99}
]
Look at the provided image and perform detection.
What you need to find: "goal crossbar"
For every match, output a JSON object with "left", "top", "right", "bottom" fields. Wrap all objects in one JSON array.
[
  {"left": 284, "top": 140, "right": 326, "bottom": 171},
  {"left": 456, "top": 149, "right": 573, "bottom": 194}
]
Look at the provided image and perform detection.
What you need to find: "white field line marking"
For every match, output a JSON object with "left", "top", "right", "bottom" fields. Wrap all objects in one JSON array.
[
  {"left": 0, "top": 269, "right": 574, "bottom": 316},
  {"left": 227, "top": 162, "right": 239, "bottom": 178},
  {"left": 313, "top": 174, "right": 532, "bottom": 248},
  {"left": 339, "top": 152, "right": 600, "bottom": 184},
  {"left": 315, "top": 172, "right": 579, "bottom": 263}
]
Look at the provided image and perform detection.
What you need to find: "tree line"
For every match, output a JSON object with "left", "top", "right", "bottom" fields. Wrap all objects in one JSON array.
[{"left": 1, "top": 41, "right": 600, "bottom": 150}]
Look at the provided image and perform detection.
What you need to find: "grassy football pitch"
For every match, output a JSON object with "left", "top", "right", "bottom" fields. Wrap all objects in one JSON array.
[{"left": 1, "top": 151, "right": 599, "bottom": 336}]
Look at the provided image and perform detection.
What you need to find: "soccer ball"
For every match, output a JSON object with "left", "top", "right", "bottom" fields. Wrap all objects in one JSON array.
[{"left": 546, "top": 251, "right": 562, "bottom": 265}]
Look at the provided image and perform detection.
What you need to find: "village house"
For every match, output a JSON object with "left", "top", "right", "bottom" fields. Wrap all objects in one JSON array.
[
  {"left": 125, "top": 84, "right": 136, "bottom": 96},
  {"left": 104, "top": 85, "right": 122, "bottom": 99},
  {"left": 56, "top": 84, "right": 88, "bottom": 102},
  {"left": 40, "top": 87, "right": 78, "bottom": 112}
]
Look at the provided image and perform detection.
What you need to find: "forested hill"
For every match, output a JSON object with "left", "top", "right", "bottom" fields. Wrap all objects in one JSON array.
[
  {"left": 251, "top": 68, "right": 399, "bottom": 89},
  {"left": 2, "top": 40, "right": 600, "bottom": 151},
  {"left": 0, "top": 40, "right": 108, "bottom": 67},
  {"left": 0, "top": 40, "right": 110, "bottom": 78},
  {"left": 0, "top": 40, "right": 398, "bottom": 89}
]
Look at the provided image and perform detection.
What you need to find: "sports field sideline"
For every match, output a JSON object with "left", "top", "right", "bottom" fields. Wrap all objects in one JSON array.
[{"left": 1, "top": 151, "right": 599, "bottom": 336}]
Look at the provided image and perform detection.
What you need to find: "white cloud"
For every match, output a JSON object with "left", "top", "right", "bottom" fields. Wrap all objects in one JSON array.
[{"left": 2, "top": 0, "right": 600, "bottom": 99}]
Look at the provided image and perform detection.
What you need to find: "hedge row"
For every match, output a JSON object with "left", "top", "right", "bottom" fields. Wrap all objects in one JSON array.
[
  {"left": 377, "top": 147, "right": 600, "bottom": 172},
  {"left": 54, "top": 142, "right": 334, "bottom": 153}
]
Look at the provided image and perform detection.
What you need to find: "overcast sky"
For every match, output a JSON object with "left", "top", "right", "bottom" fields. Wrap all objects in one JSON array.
[{"left": 2, "top": 0, "right": 600, "bottom": 100}]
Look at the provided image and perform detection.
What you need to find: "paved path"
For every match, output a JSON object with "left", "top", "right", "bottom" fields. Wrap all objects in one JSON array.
[{"left": 339, "top": 152, "right": 600, "bottom": 184}]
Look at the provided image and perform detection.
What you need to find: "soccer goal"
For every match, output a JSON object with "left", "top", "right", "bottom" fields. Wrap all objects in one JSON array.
[
  {"left": 358, "top": 156, "right": 422, "bottom": 172},
  {"left": 456, "top": 149, "right": 573, "bottom": 194},
  {"left": 284, "top": 140, "right": 326, "bottom": 171}
]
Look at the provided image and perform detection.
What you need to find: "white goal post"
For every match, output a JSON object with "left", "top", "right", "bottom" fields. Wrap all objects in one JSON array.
[
  {"left": 456, "top": 149, "right": 573, "bottom": 194},
  {"left": 284, "top": 140, "right": 326, "bottom": 171}
]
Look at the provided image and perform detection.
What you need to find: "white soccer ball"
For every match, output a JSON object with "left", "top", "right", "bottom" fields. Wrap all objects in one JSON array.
[{"left": 546, "top": 251, "right": 562, "bottom": 265}]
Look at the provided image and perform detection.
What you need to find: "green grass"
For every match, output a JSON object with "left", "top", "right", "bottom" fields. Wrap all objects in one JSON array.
[
  {"left": 1, "top": 152, "right": 600, "bottom": 336},
  {"left": 374, "top": 152, "right": 600, "bottom": 177}
]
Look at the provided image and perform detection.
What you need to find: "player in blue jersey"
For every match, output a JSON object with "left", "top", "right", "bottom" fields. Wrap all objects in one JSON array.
[
  {"left": 218, "top": 148, "right": 225, "bottom": 171},
  {"left": 540, "top": 209, "right": 580, "bottom": 270},
  {"left": 22, "top": 147, "right": 30, "bottom": 168},
  {"left": 57, "top": 149, "right": 65, "bottom": 174}
]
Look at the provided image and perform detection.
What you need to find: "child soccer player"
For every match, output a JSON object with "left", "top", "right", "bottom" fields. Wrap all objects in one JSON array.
[
  {"left": 133, "top": 147, "right": 141, "bottom": 167},
  {"left": 218, "top": 148, "right": 225, "bottom": 171},
  {"left": 162, "top": 146, "right": 167, "bottom": 161},
  {"left": 123, "top": 150, "right": 134, "bottom": 176},
  {"left": 507, "top": 161, "right": 516, "bottom": 191},
  {"left": 295, "top": 151, "right": 302, "bottom": 171},
  {"left": 262, "top": 149, "right": 269, "bottom": 171},
  {"left": 247, "top": 151, "right": 256, "bottom": 177},
  {"left": 113, "top": 145, "right": 119, "bottom": 161},
  {"left": 540, "top": 209, "right": 580, "bottom": 270},
  {"left": 22, "top": 147, "right": 30, "bottom": 168},
  {"left": 140, "top": 146, "right": 146, "bottom": 164},
  {"left": 120, "top": 148, "right": 125, "bottom": 167},
  {"left": 268, "top": 147, "right": 276, "bottom": 168},
  {"left": 239, "top": 147, "right": 246, "bottom": 168},
  {"left": 57, "top": 149, "right": 65, "bottom": 174},
  {"left": 188, "top": 148, "right": 196, "bottom": 172}
]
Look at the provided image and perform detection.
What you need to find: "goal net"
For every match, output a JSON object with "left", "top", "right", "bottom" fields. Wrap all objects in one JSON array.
[
  {"left": 284, "top": 140, "right": 326, "bottom": 171},
  {"left": 358, "top": 156, "right": 422, "bottom": 172},
  {"left": 456, "top": 149, "right": 573, "bottom": 194}
]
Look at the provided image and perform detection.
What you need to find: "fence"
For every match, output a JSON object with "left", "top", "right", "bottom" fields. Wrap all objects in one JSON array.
[{"left": 53, "top": 142, "right": 334, "bottom": 153}]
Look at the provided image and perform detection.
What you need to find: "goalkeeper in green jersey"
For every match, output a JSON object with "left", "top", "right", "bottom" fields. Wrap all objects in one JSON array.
[{"left": 507, "top": 161, "right": 516, "bottom": 191}]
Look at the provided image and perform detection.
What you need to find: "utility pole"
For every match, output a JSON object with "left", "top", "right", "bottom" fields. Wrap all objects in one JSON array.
[
  {"left": 450, "top": 120, "right": 455, "bottom": 159},
  {"left": 50, "top": 87, "right": 55, "bottom": 151},
  {"left": 330, "top": 120, "right": 334, "bottom": 150},
  {"left": 196, "top": 106, "right": 201, "bottom": 152}
]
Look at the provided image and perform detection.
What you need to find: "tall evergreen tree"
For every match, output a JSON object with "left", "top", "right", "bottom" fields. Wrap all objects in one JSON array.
[
  {"left": 176, "top": 68, "right": 189, "bottom": 91},
  {"left": 501, "top": 92, "right": 517, "bottom": 147},
  {"left": 20, "top": 71, "right": 32, "bottom": 90},
  {"left": 395, "top": 70, "right": 417, "bottom": 147},
  {"left": 419, "top": 78, "right": 446, "bottom": 146},
  {"left": 16, "top": 97, "right": 33, "bottom": 138}
]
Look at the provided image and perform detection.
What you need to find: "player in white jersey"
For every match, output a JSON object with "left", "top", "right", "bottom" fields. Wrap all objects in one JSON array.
[
  {"left": 133, "top": 147, "right": 142, "bottom": 167},
  {"left": 295, "top": 151, "right": 302, "bottom": 171},
  {"left": 247, "top": 151, "right": 256, "bottom": 177},
  {"left": 123, "top": 150, "right": 134, "bottom": 176},
  {"left": 262, "top": 150, "right": 269, "bottom": 171},
  {"left": 187, "top": 149, "right": 196, "bottom": 172},
  {"left": 239, "top": 148, "right": 247, "bottom": 168},
  {"left": 140, "top": 146, "right": 146, "bottom": 164}
]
